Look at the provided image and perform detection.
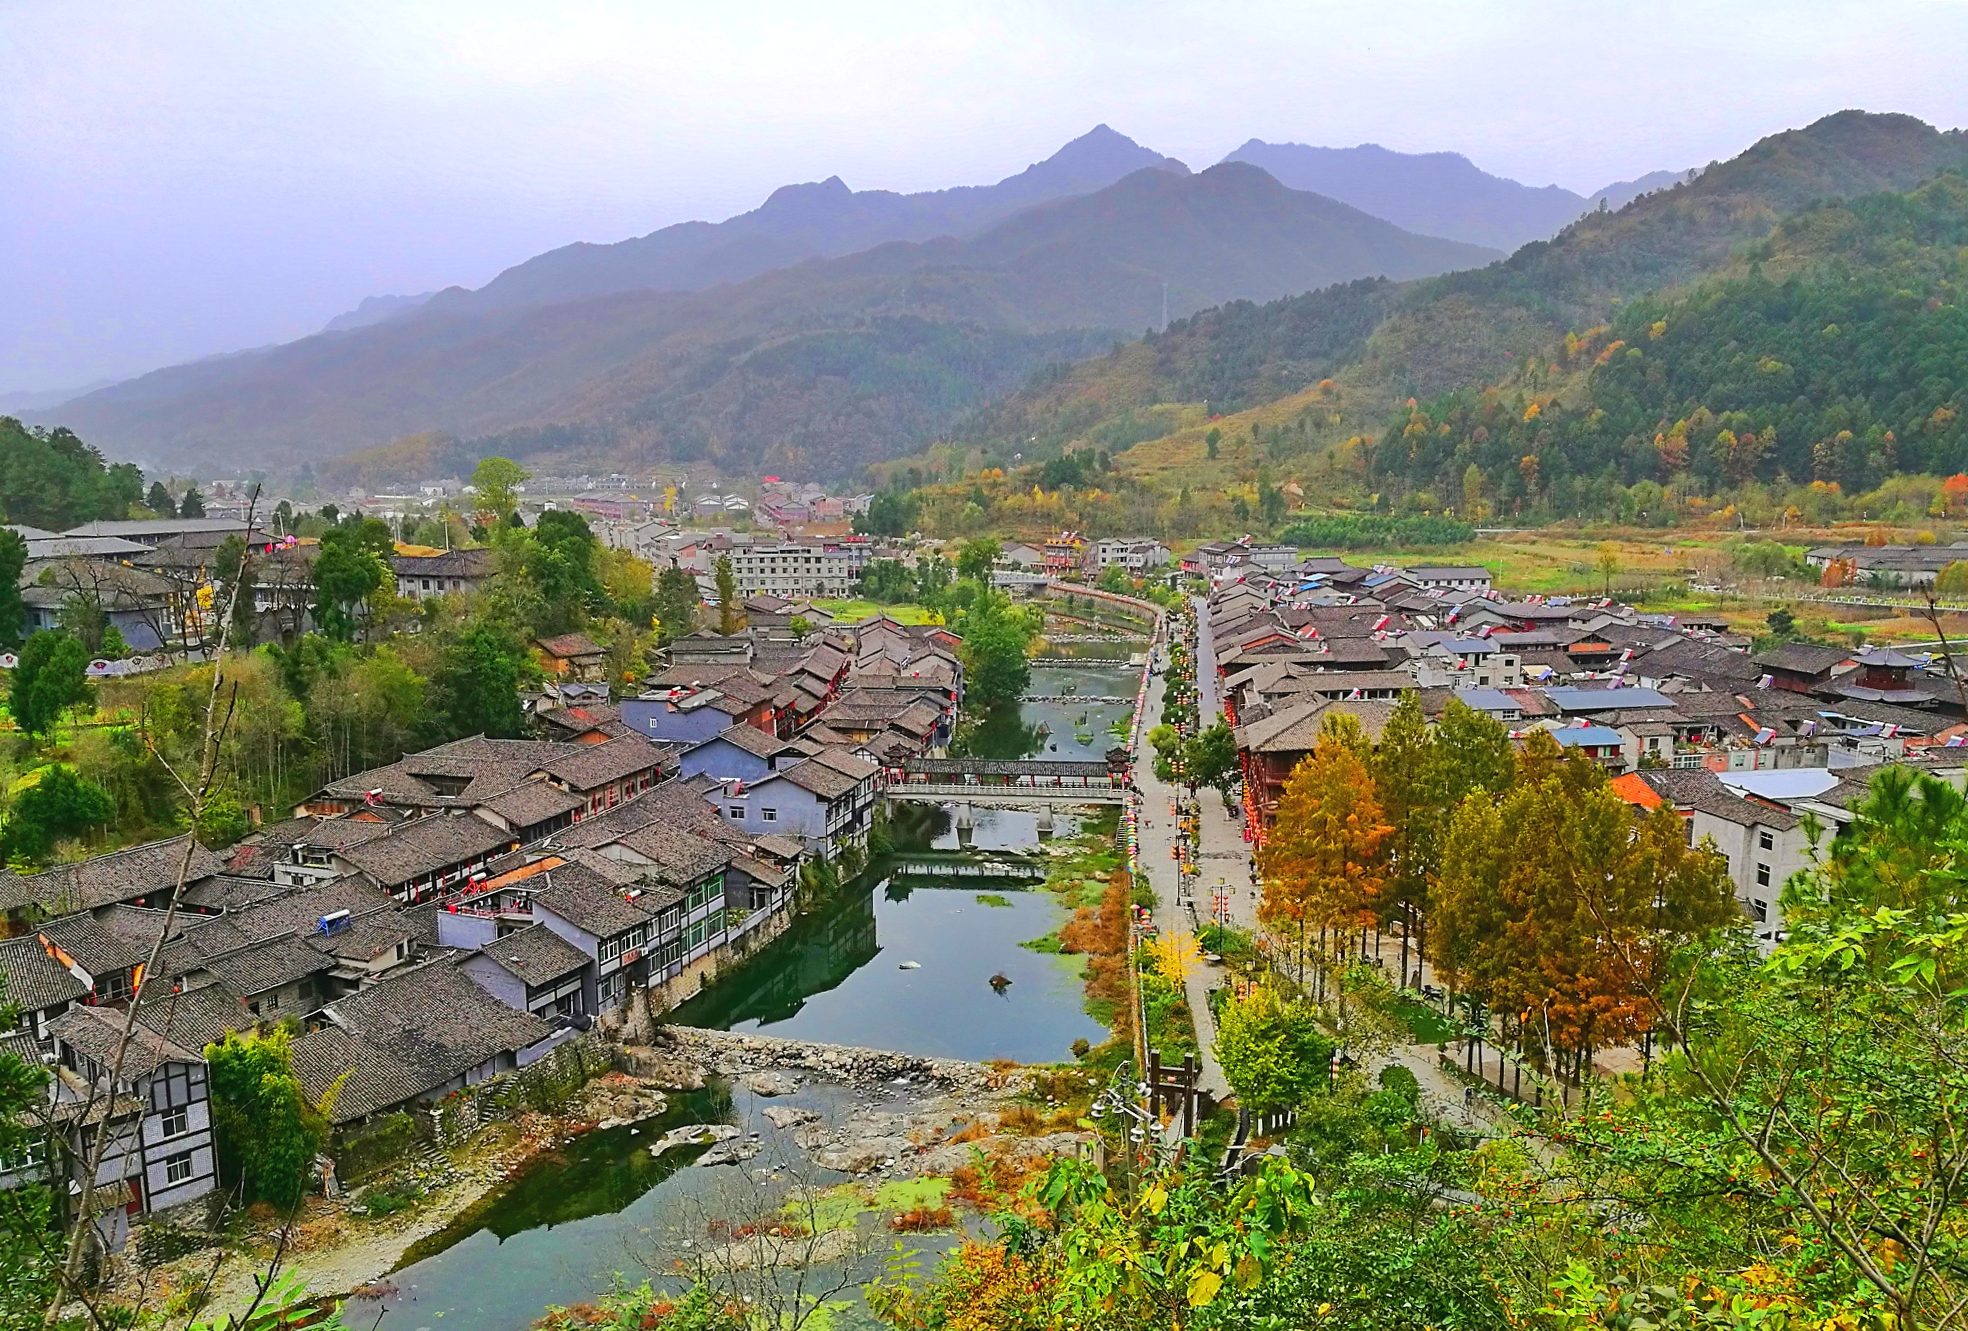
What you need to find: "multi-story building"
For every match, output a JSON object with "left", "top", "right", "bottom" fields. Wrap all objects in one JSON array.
[
  {"left": 721, "top": 541, "right": 871, "bottom": 598},
  {"left": 394, "top": 548, "right": 495, "bottom": 600},
  {"left": 1091, "top": 538, "right": 1172, "bottom": 571}
]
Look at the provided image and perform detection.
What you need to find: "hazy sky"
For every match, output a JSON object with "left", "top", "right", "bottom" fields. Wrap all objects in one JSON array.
[{"left": 4, "top": 0, "right": 1967, "bottom": 396}]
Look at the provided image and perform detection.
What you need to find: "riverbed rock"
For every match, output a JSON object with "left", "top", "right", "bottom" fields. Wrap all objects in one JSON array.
[
  {"left": 650, "top": 1123, "right": 741, "bottom": 1157},
  {"left": 697, "top": 1137, "right": 763, "bottom": 1167},
  {"left": 703, "top": 1225, "right": 858, "bottom": 1272},
  {"left": 617, "top": 1045, "right": 708, "bottom": 1090},
  {"left": 580, "top": 1077, "right": 670, "bottom": 1129},
  {"left": 649, "top": 1026, "right": 1018, "bottom": 1094},
  {"left": 791, "top": 1123, "right": 832, "bottom": 1150},
  {"left": 814, "top": 1135, "right": 910, "bottom": 1174},
  {"left": 761, "top": 1105, "right": 819, "bottom": 1130},
  {"left": 746, "top": 1071, "right": 800, "bottom": 1097}
]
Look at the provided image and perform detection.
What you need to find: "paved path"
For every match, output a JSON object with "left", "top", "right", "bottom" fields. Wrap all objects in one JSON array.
[
  {"left": 1192, "top": 593, "right": 1220, "bottom": 723},
  {"left": 1133, "top": 665, "right": 1231, "bottom": 1098}
]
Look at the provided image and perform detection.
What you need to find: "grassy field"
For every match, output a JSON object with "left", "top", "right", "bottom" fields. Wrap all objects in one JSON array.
[{"left": 810, "top": 599, "right": 945, "bottom": 625}]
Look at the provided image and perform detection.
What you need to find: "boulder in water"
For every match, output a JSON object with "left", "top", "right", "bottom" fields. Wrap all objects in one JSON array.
[{"left": 650, "top": 1123, "right": 741, "bottom": 1157}]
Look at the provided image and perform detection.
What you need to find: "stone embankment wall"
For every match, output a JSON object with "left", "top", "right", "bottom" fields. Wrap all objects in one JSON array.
[
  {"left": 604, "top": 897, "right": 797, "bottom": 1045},
  {"left": 420, "top": 1027, "right": 614, "bottom": 1148},
  {"left": 650, "top": 1025, "right": 1025, "bottom": 1095}
]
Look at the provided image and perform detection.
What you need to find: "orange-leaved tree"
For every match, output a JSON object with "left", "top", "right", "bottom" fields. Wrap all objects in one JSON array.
[
  {"left": 1432, "top": 731, "right": 1734, "bottom": 1077},
  {"left": 1257, "top": 711, "right": 1392, "bottom": 979}
]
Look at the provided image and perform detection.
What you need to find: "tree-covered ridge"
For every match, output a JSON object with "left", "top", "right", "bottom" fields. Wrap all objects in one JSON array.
[
  {"left": 962, "top": 277, "right": 1398, "bottom": 459},
  {"left": 1370, "top": 174, "right": 1968, "bottom": 516},
  {"left": 0, "top": 416, "right": 145, "bottom": 530},
  {"left": 926, "top": 111, "right": 1968, "bottom": 494}
]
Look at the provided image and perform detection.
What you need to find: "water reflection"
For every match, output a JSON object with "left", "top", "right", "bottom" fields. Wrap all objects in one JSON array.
[
  {"left": 395, "top": 1084, "right": 732, "bottom": 1267},
  {"left": 670, "top": 872, "right": 1104, "bottom": 1063}
]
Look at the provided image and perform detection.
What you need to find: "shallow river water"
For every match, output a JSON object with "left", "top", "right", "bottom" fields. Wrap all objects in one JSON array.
[{"left": 377, "top": 661, "right": 1138, "bottom": 1328}]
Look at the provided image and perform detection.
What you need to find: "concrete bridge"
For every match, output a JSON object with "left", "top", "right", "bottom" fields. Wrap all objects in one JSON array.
[{"left": 884, "top": 756, "right": 1131, "bottom": 806}]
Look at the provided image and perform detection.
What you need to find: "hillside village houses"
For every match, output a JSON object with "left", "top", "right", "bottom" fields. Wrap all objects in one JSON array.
[
  {"left": 1199, "top": 554, "right": 1968, "bottom": 953},
  {"left": 0, "top": 605, "right": 963, "bottom": 1244},
  {"left": 17, "top": 498, "right": 1966, "bottom": 1246}
]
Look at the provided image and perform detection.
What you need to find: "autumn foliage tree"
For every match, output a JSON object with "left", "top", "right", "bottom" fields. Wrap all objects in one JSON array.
[
  {"left": 1430, "top": 732, "right": 1735, "bottom": 1075},
  {"left": 1258, "top": 712, "right": 1393, "bottom": 975}
]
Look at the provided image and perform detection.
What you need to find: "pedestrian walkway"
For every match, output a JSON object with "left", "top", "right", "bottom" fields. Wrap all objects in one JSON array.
[{"left": 1132, "top": 666, "right": 1231, "bottom": 1099}]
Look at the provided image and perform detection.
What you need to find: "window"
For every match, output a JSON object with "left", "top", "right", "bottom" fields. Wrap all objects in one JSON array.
[
  {"left": 728, "top": 805, "right": 746, "bottom": 820},
  {"left": 1758, "top": 830, "right": 1774, "bottom": 851},
  {"left": 160, "top": 1105, "right": 189, "bottom": 1139},
  {"left": 1750, "top": 898, "right": 1770, "bottom": 923},
  {"left": 599, "top": 935, "right": 624, "bottom": 963},
  {"left": 1756, "top": 862, "right": 1771, "bottom": 887},
  {"left": 164, "top": 1152, "right": 194, "bottom": 1185},
  {"left": 761, "top": 808, "right": 777, "bottom": 822}
]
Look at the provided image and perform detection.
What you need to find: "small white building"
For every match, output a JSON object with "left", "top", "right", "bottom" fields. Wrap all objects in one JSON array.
[{"left": 1092, "top": 538, "right": 1171, "bottom": 571}]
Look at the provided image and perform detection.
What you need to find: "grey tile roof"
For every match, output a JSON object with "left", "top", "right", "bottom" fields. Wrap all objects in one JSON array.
[
  {"left": 539, "top": 736, "right": 666, "bottom": 791},
  {"left": 168, "top": 924, "right": 334, "bottom": 998},
  {"left": 39, "top": 913, "right": 142, "bottom": 976},
  {"left": 338, "top": 814, "right": 516, "bottom": 888},
  {"left": 50, "top": 1002, "right": 203, "bottom": 1078},
  {"left": 607, "top": 824, "right": 734, "bottom": 886},
  {"left": 1753, "top": 643, "right": 1854, "bottom": 675},
  {"left": 392, "top": 548, "right": 494, "bottom": 579},
  {"left": 530, "top": 862, "right": 656, "bottom": 938},
  {"left": 702, "top": 723, "right": 803, "bottom": 759},
  {"left": 476, "top": 780, "right": 586, "bottom": 828},
  {"left": 291, "top": 1024, "right": 438, "bottom": 1124},
  {"left": 178, "top": 874, "right": 287, "bottom": 911},
  {"left": 0, "top": 836, "right": 225, "bottom": 915},
  {"left": 132, "top": 981, "right": 256, "bottom": 1054},
  {"left": 0, "top": 934, "right": 90, "bottom": 1012},
  {"left": 322, "top": 958, "right": 555, "bottom": 1092},
  {"left": 475, "top": 923, "right": 590, "bottom": 988}
]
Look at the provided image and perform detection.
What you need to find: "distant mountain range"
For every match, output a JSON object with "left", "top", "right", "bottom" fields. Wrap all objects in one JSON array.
[
  {"left": 321, "top": 292, "right": 436, "bottom": 334},
  {"left": 1218, "top": 141, "right": 1686, "bottom": 252},
  {"left": 41, "top": 150, "right": 1497, "bottom": 481},
  {"left": 422, "top": 125, "right": 1189, "bottom": 317},
  {"left": 965, "top": 110, "right": 1968, "bottom": 493}
]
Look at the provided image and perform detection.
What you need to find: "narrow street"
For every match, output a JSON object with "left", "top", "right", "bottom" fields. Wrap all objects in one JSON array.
[
  {"left": 1132, "top": 663, "right": 1232, "bottom": 1098},
  {"left": 1173, "top": 593, "right": 1504, "bottom": 1137}
]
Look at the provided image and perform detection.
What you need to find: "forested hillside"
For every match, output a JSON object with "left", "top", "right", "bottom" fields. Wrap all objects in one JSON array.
[
  {"left": 938, "top": 110, "right": 1968, "bottom": 520},
  {"left": 1371, "top": 173, "right": 1968, "bottom": 517},
  {"left": 0, "top": 417, "right": 145, "bottom": 530}
]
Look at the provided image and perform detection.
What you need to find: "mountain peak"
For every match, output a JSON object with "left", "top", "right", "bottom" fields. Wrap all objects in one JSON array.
[{"left": 1004, "top": 125, "right": 1187, "bottom": 198}]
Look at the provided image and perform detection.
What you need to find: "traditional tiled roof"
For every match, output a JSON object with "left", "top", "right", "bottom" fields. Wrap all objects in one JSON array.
[
  {"left": 537, "top": 633, "right": 605, "bottom": 659},
  {"left": 50, "top": 1002, "right": 203, "bottom": 1078},
  {"left": 472, "top": 923, "right": 590, "bottom": 989},
  {"left": 539, "top": 736, "right": 666, "bottom": 791},
  {"left": 530, "top": 863, "right": 655, "bottom": 938},
  {"left": 1752, "top": 643, "right": 1854, "bottom": 675},
  {"left": 291, "top": 1025, "right": 440, "bottom": 1124},
  {"left": 132, "top": 981, "right": 257, "bottom": 1053},
  {"left": 605, "top": 824, "right": 733, "bottom": 886},
  {"left": 321, "top": 958, "right": 555, "bottom": 1091},
  {"left": 0, "top": 836, "right": 225, "bottom": 915},
  {"left": 392, "top": 548, "right": 494, "bottom": 578},
  {"left": 0, "top": 934, "right": 89, "bottom": 1012},
  {"left": 777, "top": 750, "right": 876, "bottom": 799},
  {"left": 39, "top": 913, "right": 142, "bottom": 976},
  {"left": 476, "top": 781, "right": 585, "bottom": 829},
  {"left": 178, "top": 874, "right": 287, "bottom": 912},
  {"left": 338, "top": 814, "right": 516, "bottom": 888},
  {"left": 165, "top": 923, "right": 333, "bottom": 998}
]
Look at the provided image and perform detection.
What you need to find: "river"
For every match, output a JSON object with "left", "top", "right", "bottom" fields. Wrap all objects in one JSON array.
[{"left": 378, "top": 659, "right": 1138, "bottom": 1328}]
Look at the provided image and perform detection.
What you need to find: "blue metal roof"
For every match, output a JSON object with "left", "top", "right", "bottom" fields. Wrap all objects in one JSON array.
[{"left": 1549, "top": 726, "right": 1624, "bottom": 747}]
